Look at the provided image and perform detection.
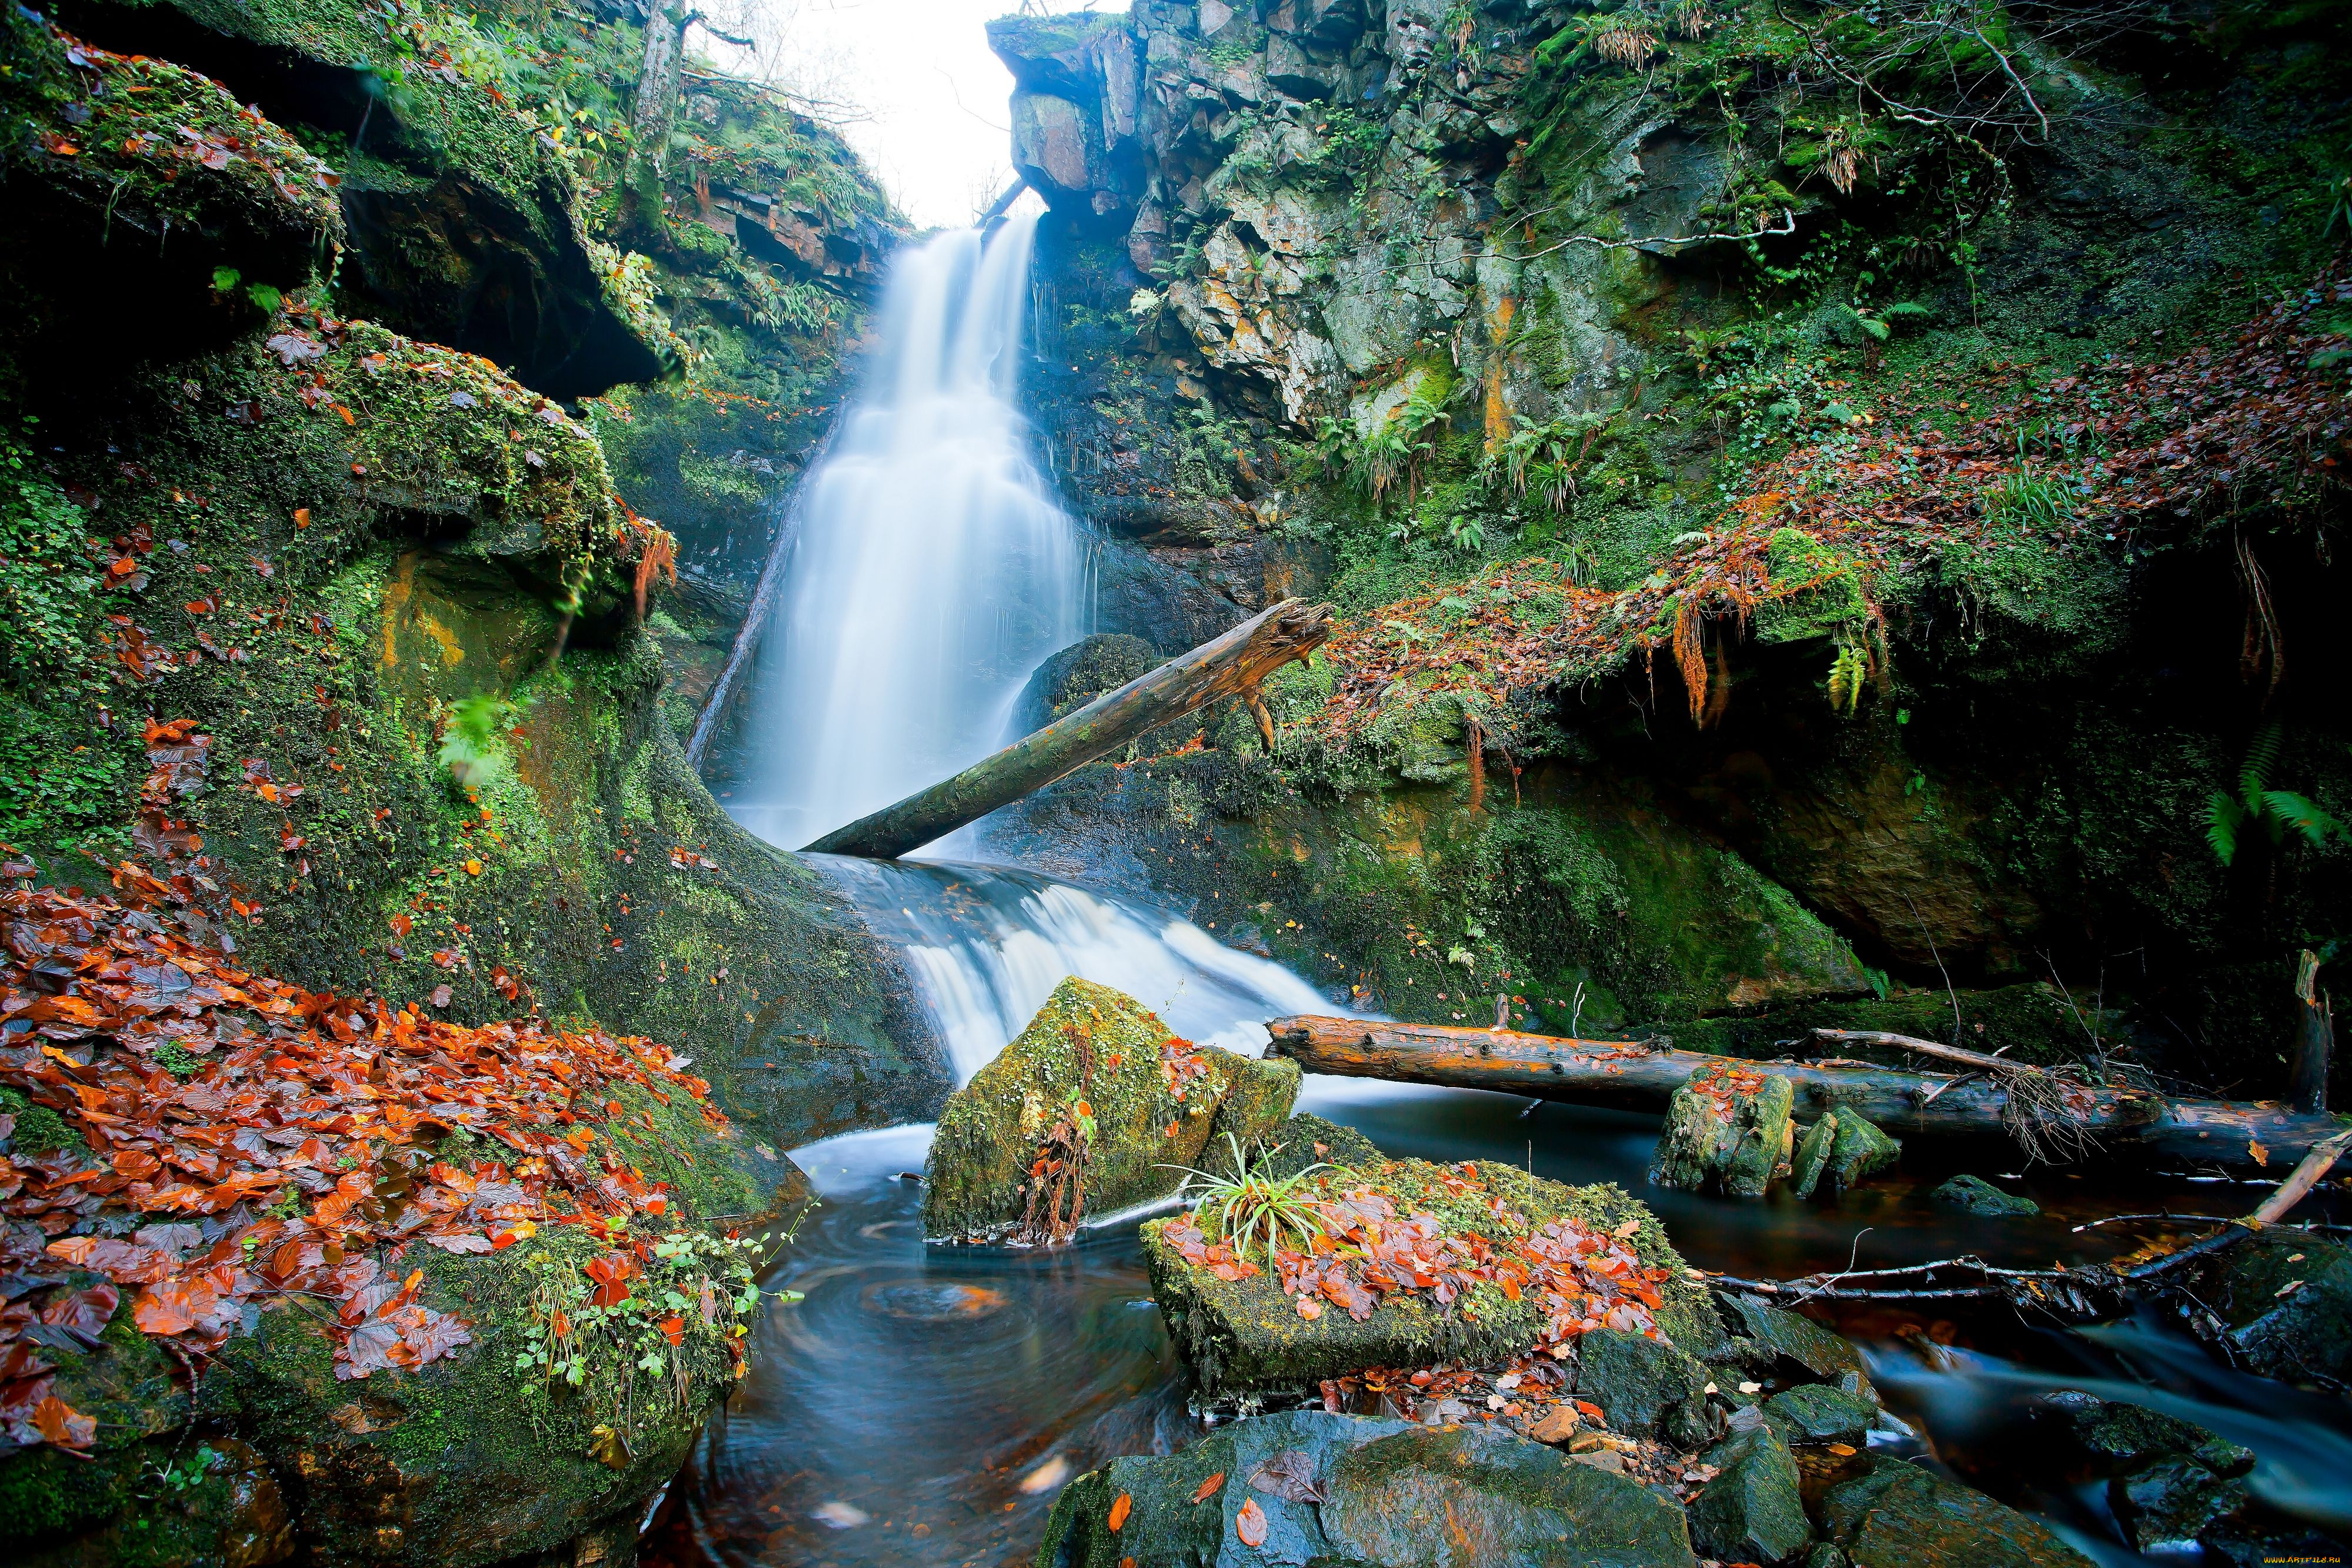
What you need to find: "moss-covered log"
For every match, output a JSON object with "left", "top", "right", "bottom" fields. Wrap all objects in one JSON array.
[
  {"left": 1267, "top": 1017, "right": 2342, "bottom": 1174},
  {"left": 806, "top": 596, "right": 1333, "bottom": 858}
]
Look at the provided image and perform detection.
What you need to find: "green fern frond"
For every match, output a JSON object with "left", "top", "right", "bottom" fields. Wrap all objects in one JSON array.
[
  {"left": 2262, "top": 790, "right": 2348, "bottom": 850},
  {"left": 2206, "top": 791, "right": 2243, "bottom": 866},
  {"left": 2239, "top": 719, "right": 2284, "bottom": 812}
]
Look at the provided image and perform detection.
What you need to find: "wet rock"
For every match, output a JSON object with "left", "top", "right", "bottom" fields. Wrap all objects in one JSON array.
[
  {"left": 1255, "top": 1112, "right": 1382, "bottom": 1179},
  {"left": 1721, "top": 1293, "right": 1873, "bottom": 1393},
  {"left": 1652, "top": 1064, "right": 1794, "bottom": 1197},
  {"left": 2026, "top": 1390, "right": 2253, "bottom": 1553},
  {"left": 1929, "top": 1175, "right": 2040, "bottom": 1218},
  {"left": 1790, "top": 1111, "right": 1902, "bottom": 1199},
  {"left": 1765, "top": 1383, "right": 1880, "bottom": 1448},
  {"left": 1145, "top": 1161, "right": 1715, "bottom": 1403},
  {"left": 1014, "top": 634, "right": 1163, "bottom": 734},
  {"left": 2178, "top": 1229, "right": 2352, "bottom": 1387},
  {"left": 1576, "top": 1328, "right": 1716, "bottom": 1447},
  {"left": 1689, "top": 1424, "right": 1813, "bottom": 1565},
  {"left": 1815, "top": 1455, "right": 2097, "bottom": 1567},
  {"left": 1034, "top": 1409, "right": 1700, "bottom": 1567},
  {"left": 922, "top": 978, "right": 1297, "bottom": 1242}
]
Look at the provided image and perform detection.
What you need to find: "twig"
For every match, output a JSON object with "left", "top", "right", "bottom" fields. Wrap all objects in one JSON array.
[{"left": 1905, "top": 891, "right": 1964, "bottom": 1045}]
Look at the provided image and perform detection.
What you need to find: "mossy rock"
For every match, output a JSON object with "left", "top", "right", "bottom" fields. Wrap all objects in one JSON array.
[
  {"left": 1013, "top": 633, "right": 1161, "bottom": 734},
  {"left": 1790, "top": 1111, "right": 1901, "bottom": 1200},
  {"left": 1142, "top": 1159, "right": 1716, "bottom": 1405},
  {"left": 1927, "top": 1175, "right": 2039, "bottom": 1218},
  {"left": 1575, "top": 1327, "right": 1716, "bottom": 1447},
  {"left": 1765, "top": 1383, "right": 1880, "bottom": 1449},
  {"left": 1651, "top": 1064, "right": 1794, "bottom": 1198},
  {"left": 1251, "top": 1112, "right": 1383, "bottom": 1181},
  {"left": 1814, "top": 1455, "right": 2096, "bottom": 1567},
  {"left": 1032, "top": 1409, "right": 1699, "bottom": 1568},
  {"left": 2177, "top": 1229, "right": 2352, "bottom": 1387},
  {"left": 1689, "top": 1422, "right": 1812, "bottom": 1566},
  {"left": 921, "top": 978, "right": 1298, "bottom": 1242},
  {"left": 1720, "top": 1293, "right": 1871, "bottom": 1393}
]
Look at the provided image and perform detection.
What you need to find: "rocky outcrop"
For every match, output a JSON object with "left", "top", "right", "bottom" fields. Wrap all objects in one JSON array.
[{"left": 987, "top": 12, "right": 1145, "bottom": 226}]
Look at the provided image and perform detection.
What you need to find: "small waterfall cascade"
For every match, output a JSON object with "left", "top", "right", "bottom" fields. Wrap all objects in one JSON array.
[
  {"left": 729, "top": 215, "right": 1083, "bottom": 852},
  {"left": 727, "top": 218, "right": 1345, "bottom": 1078}
]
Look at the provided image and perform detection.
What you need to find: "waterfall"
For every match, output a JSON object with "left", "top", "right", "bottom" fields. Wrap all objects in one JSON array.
[
  {"left": 729, "top": 215, "right": 1083, "bottom": 852},
  {"left": 727, "top": 217, "right": 1347, "bottom": 1079}
]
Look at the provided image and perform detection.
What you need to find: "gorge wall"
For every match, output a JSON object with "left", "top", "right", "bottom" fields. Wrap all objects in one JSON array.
[{"left": 984, "top": 0, "right": 2352, "bottom": 1094}]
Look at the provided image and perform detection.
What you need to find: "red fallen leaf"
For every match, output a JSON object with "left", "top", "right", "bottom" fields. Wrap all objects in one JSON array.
[
  {"left": 46, "top": 1238, "right": 175, "bottom": 1285},
  {"left": 1236, "top": 1496, "right": 1268, "bottom": 1546},
  {"left": 1107, "top": 1493, "right": 1131, "bottom": 1532},
  {"left": 32, "top": 1395, "right": 96, "bottom": 1450},
  {"left": 132, "top": 1276, "right": 217, "bottom": 1336},
  {"left": 1191, "top": 1471, "right": 1225, "bottom": 1503},
  {"left": 421, "top": 1233, "right": 492, "bottom": 1255},
  {"left": 38, "top": 1283, "right": 120, "bottom": 1338},
  {"left": 430, "top": 984, "right": 453, "bottom": 1008},
  {"left": 1573, "top": 1399, "right": 1605, "bottom": 1420},
  {"left": 658, "top": 1315, "right": 685, "bottom": 1347},
  {"left": 389, "top": 914, "right": 412, "bottom": 937}
]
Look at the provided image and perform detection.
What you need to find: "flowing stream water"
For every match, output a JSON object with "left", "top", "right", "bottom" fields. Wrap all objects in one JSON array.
[{"left": 673, "top": 226, "right": 2352, "bottom": 1568}]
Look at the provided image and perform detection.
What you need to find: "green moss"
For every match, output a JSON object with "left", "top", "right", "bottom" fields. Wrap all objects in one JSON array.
[
  {"left": 1755, "top": 527, "right": 1869, "bottom": 645},
  {"left": 923, "top": 978, "right": 1297, "bottom": 1240},
  {"left": 0, "top": 1085, "right": 88, "bottom": 1157}
]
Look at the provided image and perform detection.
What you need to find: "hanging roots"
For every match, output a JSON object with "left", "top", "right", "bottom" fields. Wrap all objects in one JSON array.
[
  {"left": 1016, "top": 1111, "right": 1090, "bottom": 1247},
  {"left": 1997, "top": 1064, "right": 2101, "bottom": 1166}
]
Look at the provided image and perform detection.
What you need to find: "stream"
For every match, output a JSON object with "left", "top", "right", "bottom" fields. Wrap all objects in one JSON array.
[{"left": 681, "top": 222, "right": 2352, "bottom": 1567}]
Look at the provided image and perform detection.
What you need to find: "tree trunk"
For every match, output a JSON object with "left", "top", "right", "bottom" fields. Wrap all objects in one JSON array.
[
  {"left": 1265, "top": 1015, "right": 2346, "bottom": 1174},
  {"left": 623, "top": 2, "right": 696, "bottom": 225},
  {"left": 683, "top": 409, "right": 845, "bottom": 770},
  {"left": 805, "top": 598, "right": 1333, "bottom": 859},
  {"left": 2289, "top": 948, "right": 2332, "bottom": 1114}
]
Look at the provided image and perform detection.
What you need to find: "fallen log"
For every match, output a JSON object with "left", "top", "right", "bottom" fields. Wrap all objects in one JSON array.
[
  {"left": 1265, "top": 1015, "right": 2347, "bottom": 1174},
  {"left": 806, "top": 597, "right": 1333, "bottom": 859}
]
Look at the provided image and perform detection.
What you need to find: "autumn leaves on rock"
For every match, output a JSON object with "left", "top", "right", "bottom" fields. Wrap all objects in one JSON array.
[{"left": 0, "top": 872, "right": 726, "bottom": 1454}]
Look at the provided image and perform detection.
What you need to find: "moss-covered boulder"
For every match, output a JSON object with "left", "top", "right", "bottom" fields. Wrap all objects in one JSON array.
[
  {"left": 1575, "top": 1328, "right": 1715, "bottom": 1446},
  {"left": 1813, "top": 1455, "right": 2096, "bottom": 1568},
  {"left": 922, "top": 978, "right": 1298, "bottom": 1243},
  {"left": 1929, "top": 1175, "right": 2040, "bottom": 1218},
  {"left": 1142, "top": 1158, "right": 1718, "bottom": 1405},
  {"left": 1689, "top": 1422, "right": 1812, "bottom": 1566},
  {"left": 1032, "top": 1409, "right": 1700, "bottom": 1568},
  {"left": 2175, "top": 1229, "right": 2352, "bottom": 1388},
  {"left": 1765, "top": 1383, "right": 1880, "bottom": 1449},
  {"left": 1790, "top": 1111, "right": 1902, "bottom": 1199},
  {"left": 1013, "top": 633, "right": 1162, "bottom": 734},
  {"left": 1720, "top": 1293, "right": 1873, "bottom": 1394},
  {"left": 2023, "top": 1390, "right": 2253, "bottom": 1554},
  {"left": 1651, "top": 1062, "right": 1795, "bottom": 1198}
]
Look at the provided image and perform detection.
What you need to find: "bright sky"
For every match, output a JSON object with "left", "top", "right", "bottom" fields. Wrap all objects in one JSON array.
[{"left": 706, "top": 0, "right": 1128, "bottom": 230}]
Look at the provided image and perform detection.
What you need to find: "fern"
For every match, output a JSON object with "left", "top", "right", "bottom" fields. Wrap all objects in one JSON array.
[
  {"left": 2239, "top": 719, "right": 2284, "bottom": 813},
  {"left": 1825, "top": 644, "right": 1866, "bottom": 715},
  {"left": 2206, "top": 791, "right": 2246, "bottom": 865},
  {"left": 2263, "top": 790, "right": 2348, "bottom": 849},
  {"left": 2207, "top": 722, "right": 2348, "bottom": 865}
]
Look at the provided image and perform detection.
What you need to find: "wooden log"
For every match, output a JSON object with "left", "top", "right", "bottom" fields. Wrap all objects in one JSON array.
[
  {"left": 2289, "top": 949, "right": 2332, "bottom": 1114},
  {"left": 683, "top": 410, "right": 844, "bottom": 770},
  {"left": 1265, "top": 1015, "right": 2347, "bottom": 1174},
  {"left": 806, "top": 597, "right": 1332, "bottom": 859}
]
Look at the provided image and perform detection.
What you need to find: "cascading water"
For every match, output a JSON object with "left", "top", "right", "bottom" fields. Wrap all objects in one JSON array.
[
  {"left": 726, "top": 218, "right": 1335, "bottom": 1071},
  {"left": 728, "top": 215, "right": 1082, "bottom": 855}
]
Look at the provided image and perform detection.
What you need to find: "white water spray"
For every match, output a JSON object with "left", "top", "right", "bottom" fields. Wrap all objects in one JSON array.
[{"left": 730, "top": 216, "right": 1082, "bottom": 851}]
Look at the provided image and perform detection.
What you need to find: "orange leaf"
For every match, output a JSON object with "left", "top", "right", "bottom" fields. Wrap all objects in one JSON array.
[
  {"left": 293, "top": 507, "right": 310, "bottom": 529},
  {"left": 32, "top": 1396, "right": 96, "bottom": 1450},
  {"left": 1296, "top": 1296, "right": 1323, "bottom": 1320},
  {"left": 2249, "top": 1139, "right": 2269, "bottom": 1168},
  {"left": 1574, "top": 1399, "right": 1605, "bottom": 1420},
  {"left": 1237, "top": 1497, "right": 1268, "bottom": 1547},
  {"left": 1107, "top": 1492, "right": 1131, "bottom": 1532},
  {"left": 1191, "top": 1471, "right": 1225, "bottom": 1503}
]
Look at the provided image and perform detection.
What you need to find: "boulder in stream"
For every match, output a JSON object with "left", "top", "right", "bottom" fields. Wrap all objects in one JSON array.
[
  {"left": 1813, "top": 1453, "right": 2097, "bottom": 1567},
  {"left": 1790, "top": 1110, "right": 1902, "bottom": 1199},
  {"left": 2175, "top": 1228, "right": 2352, "bottom": 1388},
  {"left": 2026, "top": 1390, "right": 2253, "bottom": 1553},
  {"left": 1651, "top": 1062, "right": 1795, "bottom": 1198},
  {"left": 1032, "top": 1409, "right": 1700, "bottom": 1568},
  {"left": 923, "top": 978, "right": 1298, "bottom": 1243},
  {"left": 1929, "top": 1175, "right": 2040, "bottom": 1218},
  {"left": 1142, "top": 1158, "right": 1719, "bottom": 1405},
  {"left": 1688, "top": 1420, "right": 1813, "bottom": 1565}
]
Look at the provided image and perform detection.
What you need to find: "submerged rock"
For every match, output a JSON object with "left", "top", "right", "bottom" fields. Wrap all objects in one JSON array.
[
  {"left": 1814, "top": 1455, "right": 2097, "bottom": 1567},
  {"left": 1651, "top": 1062, "right": 1794, "bottom": 1198},
  {"left": 922, "top": 978, "right": 1298, "bottom": 1243},
  {"left": 1929, "top": 1175, "right": 2040, "bottom": 1218},
  {"left": 1033, "top": 1409, "right": 1700, "bottom": 1568},
  {"left": 1790, "top": 1111, "right": 1902, "bottom": 1199}
]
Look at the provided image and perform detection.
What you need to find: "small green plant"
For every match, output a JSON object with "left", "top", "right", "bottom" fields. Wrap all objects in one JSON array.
[
  {"left": 155, "top": 1042, "right": 201, "bottom": 1079},
  {"left": 1444, "top": 513, "right": 1486, "bottom": 553},
  {"left": 1825, "top": 643, "right": 1867, "bottom": 715},
  {"left": 1984, "top": 466, "right": 2076, "bottom": 530},
  {"left": 1163, "top": 1134, "right": 1330, "bottom": 1265},
  {"left": 2206, "top": 721, "right": 2350, "bottom": 867},
  {"left": 151, "top": 1444, "right": 222, "bottom": 1495},
  {"left": 438, "top": 693, "right": 516, "bottom": 791}
]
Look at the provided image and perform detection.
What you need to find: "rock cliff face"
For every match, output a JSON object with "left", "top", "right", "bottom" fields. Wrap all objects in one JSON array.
[
  {"left": 993, "top": 0, "right": 2352, "bottom": 1090},
  {"left": 0, "top": 5, "right": 935, "bottom": 1561}
]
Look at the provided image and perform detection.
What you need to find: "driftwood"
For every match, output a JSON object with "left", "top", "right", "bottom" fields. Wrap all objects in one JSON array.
[
  {"left": 806, "top": 598, "right": 1333, "bottom": 858},
  {"left": 683, "top": 411, "right": 844, "bottom": 769},
  {"left": 1265, "top": 1015, "right": 2346, "bottom": 1174}
]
